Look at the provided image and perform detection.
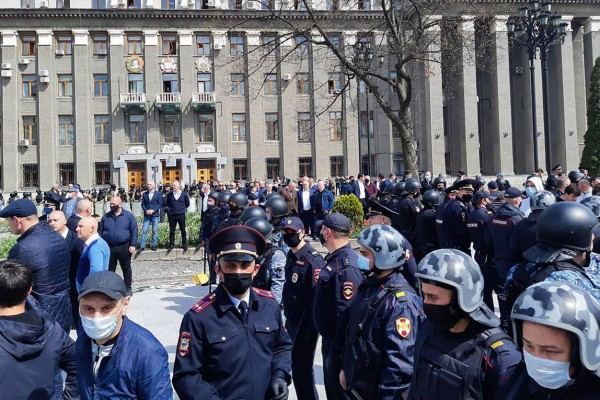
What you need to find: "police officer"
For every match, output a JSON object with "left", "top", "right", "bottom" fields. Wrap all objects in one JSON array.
[
  {"left": 379, "top": 182, "right": 396, "bottom": 208},
  {"left": 314, "top": 213, "right": 363, "bottom": 400},
  {"left": 281, "top": 217, "right": 324, "bottom": 400},
  {"left": 497, "top": 281, "right": 600, "bottom": 399},
  {"left": 210, "top": 190, "right": 232, "bottom": 234},
  {"left": 410, "top": 249, "right": 522, "bottom": 400},
  {"left": 265, "top": 195, "right": 291, "bottom": 255},
  {"left": 389, "top": 182, "right": 406, "bottom": 232},
  {"left": 340, "top": 225, "right": 425, "bottom": 399},
  {"left": 435, "top": 185, "right": 457, "bottom": 248},
  {"left": 395, "top": 179, "right": 422, "bottom": 243},
  {"left": 467, "top": 190, "right": 494, "bottom": 267},
  {"left": 414, "top": 189, "right": 440, "bottom": 263},
  {"left": 240, "top": 205, "right": 267, "bottom": 223},
  {"left": 214, "top": 192, "right": 247, "bottom": 232},
  {"left": 580, "top": 195, "right": 600, "bottom": 253},
  {"left": 433, "top": 175, "right": 446, "bottom": 193},
  {"left": 441, "top": 179, "right": 474, "bottom": 254},
  {"left": 172, "top": 225, "right": 292, "bottom": 400},
  {"left": 198, "top": 191, "right": 219, "bottom": 250}
]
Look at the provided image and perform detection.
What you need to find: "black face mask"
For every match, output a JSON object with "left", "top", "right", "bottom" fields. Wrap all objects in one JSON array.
[
  {"left": 110, "top": 205, "right": 120, "bottom": 213},
  {"left": 423, "top": 303, "right": 465, "bottom": 331},
  {"left": 462, "top": 194, "right": 473, "bottom": 203},
  {"left": 485, "top": 202, "right": 494, "bottom": 212},
  {"left": 282, "top": 233, "right": 302, "bottom": 248},
  {"left": 318, "top": 231, "right": 327, "bottom": 245},
  {"left": 221, "top": 273, "right": 253, "bottom": 295},
  {"left": 229, "top": 205, "right": 242, "bottom": 215}
]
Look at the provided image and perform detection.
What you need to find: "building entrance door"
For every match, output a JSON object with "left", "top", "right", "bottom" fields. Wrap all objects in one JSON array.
[
  {"left": 197, "top": 159, "right": 216, "bottom": 183},
  {"left": 162, "top": 159, "right": 181, "bottom": 184},
  {"left": 127, "top": 161, "right": 146, "bottom": 188}
]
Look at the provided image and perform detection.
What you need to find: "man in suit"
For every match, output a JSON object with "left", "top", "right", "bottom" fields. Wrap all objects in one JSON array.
[
  {"left": 352, "top": 173, "right": 368, "bottom": 216},
  {"left": 139, "top": 181, "right": 162, "bottom": 252},
  {"left": 199, "top": 183, "right": 211, "bottom": 215},
  {"left": 279, "top": 181, "right": 299, "bottom": 216},
  {"left": 298, "top": 178, "right": 316, "bottom": 238},
  {"left": 66, "top": 199, "right": 93, "bottom": 232},
  {"left": 166, "top": 180, "right": 190, "bottom": 251}
]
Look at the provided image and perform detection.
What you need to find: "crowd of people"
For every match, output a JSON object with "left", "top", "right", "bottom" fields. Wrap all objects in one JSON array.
[{"left": 2, "top": 163, "right": 600, "bottom": 399}]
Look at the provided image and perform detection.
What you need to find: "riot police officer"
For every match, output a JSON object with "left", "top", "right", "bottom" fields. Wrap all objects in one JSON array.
[
  {"left": 395, "top": 179, "right": 422, "bottom": 244},
  {"left": 240, "top": 205, "right": 267, "bottom": 222},
  {"left": 441, "top": 179, "right": 474, "bottom": 254},
  {"left": 214, "top": 192, "right": 246, "bottom": 232},
  {"left": 410, "top": 249, "right": 522, "bottom": 400},
  {"left": 172, "top": 226, "right": 292, "bottom": 400},
  {"left": 313, "top": 213, "right": 363, "bottom": 400},
  {"left": 340, "top": 225, "right": 424, "bottom": 399},
  {"left": 281, "top": 217, "right": 324, "bottom": 400},
  {"left": 433, "top": 175, "right": 446, "bottom": 193},
  {"left": 581, "top": 195, "right": 600, "bottom": 253},
  {"left": 414, "top": 189, "right": 440, "bottom": 263},
  {"left": 210, "top": 190, "right": 232, "bottom": 234},
  {"left": 379, "top": 182, "right": 396, "bottom": 209},
  {"left": 435, "top": 185, "right": 457, "bottom": 248},
  {"left": 497, "top": 281, "right": 600, "bottom": 399},
  {"left": 265, "top": 195, "right": 291, "bottom": 255}
]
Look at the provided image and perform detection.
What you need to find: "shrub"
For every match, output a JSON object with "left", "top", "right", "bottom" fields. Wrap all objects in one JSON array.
[
  {"left": 0, "top": 236, "right": 17, "bottom": 259},
  {"left": 332, "top": 195, "right": 365, "bottom": 238},
  {"left": 136, "top": 212, "right": 202, "bottom": 248}
]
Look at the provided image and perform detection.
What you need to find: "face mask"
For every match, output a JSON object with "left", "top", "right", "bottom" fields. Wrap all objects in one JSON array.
[
  {"left": 523, "top": 350, "right": 574, "bottom": 389},
  {"left": 110, "top": 205, "right": 120, "bottom": 213},
  {"left": 208, "top": 200, "right": 215, "bottom": 207},
  {"left": 318, "top": 231, "right": 327, "bottom": 245},
  {"left": 221, "top": 272, "right": 254, "bottom": 296},
  {"left": 525, "top": 187, "right": 537, "bottom": 198},
  {"left": 80, "top": 303, "right": 124, "bottom": 340},
  {"left": 282, "top": 233, "right": 302, "bottom": 248},
  {"left": 220, "top": 205, "right": 230, "bottom": 214},
  {"left": 43, "top": 207, "right": 53, "bottom": 215},
  {"left": 229, "top": 205, "right": 240, "bottom": 214},
  {"left": 485, "top": 202, "right": 494, "bottom": 212},
  {"left": 358, "top": 254, "right": 380, "bottom": 278},
  {"left": 462, "top": 194, "right": 473, "bottom": 203},
  {"left": 266, "top": 211, "right": 272, "bottom": 222},
  {"left": 423, "top": 303, "right": 465, "bottom": 330}
]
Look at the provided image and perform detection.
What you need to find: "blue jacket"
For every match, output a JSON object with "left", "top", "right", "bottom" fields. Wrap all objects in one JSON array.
[
  {"left": 310, "top": 188, "right": 334, "bottom": 212},
  {"left": 141, "top": 190, "right": 162, "bottom": 215},
  {"left": 485, "top": 204, "right": 524, "bottom": 278},
  {"left": 8, "top": 222, "right": 72, "bottom": 332},
  {"left": 76, "top": 236, "right": 110, "bottom": 291},
  {"left": 99, "top": 209, "right": 139, "bottom": 246},
  {"left": 166, "top": 191, "right": 191, "bottom": 215},
  {"left": 76, "top": 316, "right": 173, "bottom": 400}
]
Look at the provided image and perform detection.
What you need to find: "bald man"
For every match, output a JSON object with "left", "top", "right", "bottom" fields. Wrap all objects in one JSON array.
[
  {"left": 76, "top": 216, "right": 110, "bottom": 292},
  {"left": 66, "top": 198, "right": 93, "bottom": 233}
]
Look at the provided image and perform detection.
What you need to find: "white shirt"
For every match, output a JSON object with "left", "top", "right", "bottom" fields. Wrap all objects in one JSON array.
[
  {"left": 174, "top": 190, "right": 181, "bottom": 201},
  {"left": 60, "top": 228, "right": 69, "bottom": 239},
  {"left": 358, "top": 181, "right": 365, "bottom": 199},
  {"left": 227, "top": 290, "right": 251, "bottom": 313},
  {"left": 84, "top": 232, "right": 101, "bottom": 251},
  {"left": 301, "top": 190, "right": 311, "bottom": 210},
  {"left": 577, "top": 189, "right": 593, "bottom": 203}
]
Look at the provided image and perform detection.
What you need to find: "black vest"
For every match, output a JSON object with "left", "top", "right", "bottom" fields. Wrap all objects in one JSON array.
[{"left": 252, "top": 245, "right": 276, "bottom": 290}]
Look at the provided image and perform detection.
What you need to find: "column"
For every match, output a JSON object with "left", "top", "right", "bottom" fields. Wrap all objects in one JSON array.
[
  {"left": 179, "top": 30, "right": 195, "bottom": 153},
  {"left": 73, "top": 29, "right": 93, "bottom": 186},
  {"left": 1, "top": 31, "right": 18, "bottom": 190},
  {"left": 108, "top": 30, "right": 125, "bottom": 183},
  {"left": 572, "top": 23, "right": 588, "bottom": 158},
  {"left": 144, "top": 30, "right": 160, "bottom": 154},
  {"left": 583, "top": 16, "right": 600, "bottom": 98},
  {"left": 245, "top": 30, "right": 266, "bottom": 179}
]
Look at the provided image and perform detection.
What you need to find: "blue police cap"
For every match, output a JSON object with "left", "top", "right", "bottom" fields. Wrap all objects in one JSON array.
[
  {"left": 472, "top": 190, "right": 494, "bottom": 202},
  {"left": 0, "top": 199, "right": 38, "bottom": 218},
  {"left": 78, "top": 271, "right": 127, "bottom": 300},
  {"left": 209, "top": 225, "right": 267, "bottom": 262},
  {"left": 318, "top": 213, "right": 351, "bottom": 234},
  {"left": 504, "top": 187, "right": 523, "bottom": 199},
  {"left": 282, "top": 217, "right": 304, "bottom": 232}
]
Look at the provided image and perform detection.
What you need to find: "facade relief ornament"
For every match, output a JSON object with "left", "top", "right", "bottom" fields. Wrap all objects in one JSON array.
[
  {"left": 195, "top": 56, "right": 212, "bottom": 72},
  {"left": 162, "top": 143, "right": 182, "bottom": 153},
  {"left": 197, "top": 144, "right": 216, "bottom": 153},
  {"left": 127, "top": 146, "right": 146, "bottom": 154},
  {"left": 160, "top": 57, "right": 178, "bottom": 73},
  {"left": 125, "top": 55, "right": 144, "bottom": 73}
]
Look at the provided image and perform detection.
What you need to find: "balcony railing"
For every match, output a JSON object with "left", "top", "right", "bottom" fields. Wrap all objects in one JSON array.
[
  {"left": 156, "top": 92, "right": 182, "bottom": 113},
  {"left": 192, "top": 92, "right": 216, "bottom": 112},
  {"left": 119, "top": 92, "right": 147, "bottom": 111}
]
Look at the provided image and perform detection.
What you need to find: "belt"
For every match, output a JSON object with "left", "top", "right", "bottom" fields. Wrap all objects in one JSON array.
[{"left": 108, "top": 242, "right": 129, "bottom": 247}]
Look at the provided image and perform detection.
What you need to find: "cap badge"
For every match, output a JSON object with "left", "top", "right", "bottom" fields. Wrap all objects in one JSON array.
[{"left": 234, "top": 243, "right": 242, "bottom": 250}]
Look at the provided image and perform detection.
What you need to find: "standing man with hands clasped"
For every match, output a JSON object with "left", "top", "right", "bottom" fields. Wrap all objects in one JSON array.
[
  {"left": 166, "top": 180, "right": 190, "bottom": 251},
  {"left": 139, "top": 181, "right": 162, "bottom": 251}
]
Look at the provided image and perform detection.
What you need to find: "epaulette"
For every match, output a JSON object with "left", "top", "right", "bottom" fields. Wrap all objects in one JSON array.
[
  {"left": 253, "top": 287, "right": 275, "bottom": 299},
  {"left": 311, "top": 250, "right": 320, "bottom": 256},
  {"left": 191, "top": 292, "right": 216, "bottom": 314}
]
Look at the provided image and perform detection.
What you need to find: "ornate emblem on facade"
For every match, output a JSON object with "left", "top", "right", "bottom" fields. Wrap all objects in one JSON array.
[
  {"left": 160, "top": 57, "right": 178, "bottom": 73},
  {"left": 126, "top": 146, "right": 146, "bottom": 154},
  {"left": 162, "top": 143, "right": 182, "bottom": 154},
  {"left": 195, "top": 56, "right": 212, "bottom": 72},
  {"left": 196, "top": 144, "right": 216, "bottom": 153},
  {"left": 125, "top": 55, "right": 144, "bottom": 73}
]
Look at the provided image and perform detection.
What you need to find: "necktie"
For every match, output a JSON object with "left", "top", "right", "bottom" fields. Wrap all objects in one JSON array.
[{"left": 238, "top": 301, "right": 248, "bottom": 323}]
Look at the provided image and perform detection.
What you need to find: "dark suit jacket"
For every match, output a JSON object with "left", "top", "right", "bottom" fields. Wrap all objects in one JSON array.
[
  {"left": 64, "top": 230, "right": 84, "bottom": 297},
  {"left": 279, "top": 187, "right": 299, "bottom": 215},
  {"left": 142, "top": 190, "right": 163, "bottom": 215},
  {"left": 66, "top": 214, "right": 82, "bottom": 233}
]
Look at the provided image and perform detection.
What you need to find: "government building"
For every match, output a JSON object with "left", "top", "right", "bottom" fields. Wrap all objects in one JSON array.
[{"left": 0, "top": 0, "right": 598, "bottom": 190}]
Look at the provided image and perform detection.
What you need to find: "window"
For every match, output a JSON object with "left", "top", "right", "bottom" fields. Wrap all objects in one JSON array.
[
  {"left": 266, "top": 158, "right": 280, "bottom": 180},
  {"left": 297, "top": 112, "right": 311, "bottom": 141},
  {"left": 127, "top": 34, "right": 143, "bottom": 55},
  {"left": 56, "top": 35, "right": 72, "bottom": 55},
  {"left": 196, "top": 35, "right": 211, "bottom": 55},
  {"left": 197, "top": 113, "right": 214, "bottom": 142},
  {"left": 299, "top": 157, "right": 312, "bottom": 178},
  {"left": 162, "top": 34, "right": 177, "bottom": 55},
  {"left": 357, "top": 0, "right": 370, "bottom": 9},
  {"left": 23, "top": 116, "right": 37, "bottom": 145},
  {"left": 92, "top": 34, "right": 108, "bottom": 55},
  {"left": 95, "top": 115, "right": 110, "bottom": 144},
  {"left": 128, "top": 73, "right": 144, "bottom": 93},
  {"left": 22, "top": 75, "right": 37, "bottom": 98},
  {"left": 58, "top": 116, "right": 74, "bottom": 146},
  {"left": 265, "top": 113, "right": 279, "bottom": 141},
  {"left": 59, "top": 163, "right": 74, "bottom": 186},
  {"left": 392, "top": 111, "right": 400, "bottom": 138},
  {"left": 359, "top": 110, "right": 374, "bottom": 138},
  {"left": 94, "top": 74, "right": 109, "bottom": 96},
  {"left": 161, "top": 115, "right": 180, "bottom": 143},
  {"left": 126, "top": 0, "right": 142, "bottom": 8},
  {"left": 329, "top": 35, "right": 341, "bottom": 55},
  {"left": 127, "top": 114, "right": 145, "bottom": 144},
  {"left": 93, "top": 0, "right": 107, "bottom": 8},
  {"left": 231, "top": 74, "right": 245, "bottom": 95},
  {"left": 197, "top": 73, "right": 212, "bottom": 93},
  {"left": 58, "top": 75, "right": 73, "bottom": 97},
  {"left": 296, "top": 73, "right": 309, "bottom": 94},
  {"left": 229, "top": 0, "right": 243, "bottom": 9},
  {"left": 295, "top": 35, "right": 308, "bottom": 56},
  {"left": 232, "top": 113, "right": 246, "bottom": 141},
  {"left": 390, "top": 71, "right": 397, "bottom": 93},
  {"left": 57, "top": 0, "right": 71, "bottom": 7},
  {"left": 162, "top": 0, "right": 176, "bottom": 8},
  {"left": 21, "top": 0, "right": 34, "bottom": 8},
  {"left": 392, "top": 155, "right": 405, "bottom": 175},
  {"left": 95, "top": 162, "right": 111, "bottom": 185},
  {"left": 21, "top": 35, "right": 36, "bottom": 56},
  {"left": 230, "top": 35, "right": 244, "bottom": 56},
  {"left": 326, "top": 0, "right": 339, "bottom": 10},
  {"left": 196, "top": 0, "right": 210, "bottom": 9},
  {"left": 233, "top": 159, "right": 248, "bottom": 181},
  {"left": 328, "top": 73, "right": 342, "bottom": 94},
  {"left": 329, "top": 111, "right": 342, "bottom": 140},
  {"left": 162, "top": 73, "right": 179, "bottom": 93},
  {"left": 22, "top": 164, "right": 38, "bottom": 187},
  {"left": 262, "top": 35, "right": 277, "bottom": 57},
  {"left": 264, "top": 74, "right": 278, "bottom": 95},
  {"left": 293, "top": 0, "right": 307, "bottom": 10},
  {"left": 330, "top": 156, "right": 344, "bottom": 177}
]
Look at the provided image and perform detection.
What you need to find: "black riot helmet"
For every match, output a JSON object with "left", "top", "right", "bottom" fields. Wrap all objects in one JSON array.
[
  {"left": 216, "top": 190, "right": 232, "bottom": 205},
  {"left": 404, "top": 179, "right": 422, "bottom": 195},
  {"left": 208, "top": 191, "right": 219, "bottom": 201},
  {"left": 474, "top": 177, "right": 486, "bottom": 190},
  {"left": 383, "top": 182, "right": 396, "bottom": 194},
  {"left": 265, "top": 196, "right": 288, "bottom": 218},
  {"left": 243, "top": 217, "right": 273, "bottom": 241},
  {"left": 266, "top": 192, "right": 283, "bottom": 202},
  {"left": 422, "top": 190, "right": 442, "bottom": 209},
  {"left": 229, "top": 192, "right": 248, "bottom": 208},
  {"left": 545, "top": 174, "right": 559, "bottom": 190},
  {"left": 537, "top": 202, "right": 598, "bottom": 252},
  {"left": 240, "top": 206, "right": 267, "bottom": 223},
  {"left": 432, "top": 176, "right": 446, "bottom": 189},
  {"left": 495, "top": 178, "right": 507, "bottom": 191},
  {"left": 568, "top": 170, "right": 585, "bottom": 184},
  {"left": 392, "top": 181, "right": 406, "bottom": 197}
]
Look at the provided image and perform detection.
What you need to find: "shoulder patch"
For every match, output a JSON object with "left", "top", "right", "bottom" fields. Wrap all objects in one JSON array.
[
  {"left": 342, "top": 281, "right": 354, "bottom": 300},
  {"left": 178, "top": 332, "right": 191, "bottom": 357},
  {"left": 395, "top": 291, "right": 406, "bottom": 298},
  {"left": 396, "top": 317, "right": 411, "bottom": 338},
  {"left": 314, "top": 268, "right": 321, "bottom": 283},
  {"left": 311, "top": 250, "right": 320, "bottom": 256},
  {"left": 490, "top": 340, "right": 504, "bottom": 350},
  {"left": 253, "top": 287, "right": 276, "bottom": 299},
  {"left": 191, "top": 292, "right": 216, "bottom": 314}
]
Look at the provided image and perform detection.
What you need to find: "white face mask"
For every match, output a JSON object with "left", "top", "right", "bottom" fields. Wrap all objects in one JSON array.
[
  {"left": 80, "top": 302, "right": 125, "bottom": 340},
  {"left": 524, "top": 349, "right": 574, "bottom": 390}
]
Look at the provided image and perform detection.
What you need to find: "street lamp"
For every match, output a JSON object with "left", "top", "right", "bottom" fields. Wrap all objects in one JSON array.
[
  {"left": 507, "top": 0, "right": 568, "bottom": 172},
  {"left": 354, "top": 40, "right": 384, "bottom": 176}
]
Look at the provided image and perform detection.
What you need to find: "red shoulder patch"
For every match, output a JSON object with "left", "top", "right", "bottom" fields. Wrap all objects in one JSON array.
[
  {"left": 253, "top": 287, "right": 275, "bottom": 299},
  {"left": 342, "top": 281, "right": 354, "bottom": 300},
  {"left": 191, "top": 292, "right": 216, "bottom": 314}
]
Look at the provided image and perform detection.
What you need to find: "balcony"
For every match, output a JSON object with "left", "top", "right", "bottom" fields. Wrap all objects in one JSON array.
[
  {"left": 120, "top": 92, "right": 148, "bottom": 112},
  {"left": 156, "top": 92, "right": 182, "bottom": 113},
  {"left": 191, "top": 92, "right": 216, "bottom": 112}
]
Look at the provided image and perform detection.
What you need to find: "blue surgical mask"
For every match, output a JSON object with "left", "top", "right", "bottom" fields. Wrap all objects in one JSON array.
[
  {"left": 523, "top": 349, "right": 574, "bottom": 390},
  {"left": 43, "top": 207, "right": 53, "bottom": 215},
  {"left": 357, "top": 255, "right": 371, "bottom": 273},
  {"left": 525, "top": 187, "right": 537, "bottom": 198},
  {"left": 220, "top": 205, "right": 230, "bottom": 214},
  {"left": 80, "top": 303, "right": 124, "bottom": 340}
]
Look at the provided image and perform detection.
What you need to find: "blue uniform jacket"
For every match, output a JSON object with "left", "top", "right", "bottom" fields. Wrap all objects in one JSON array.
[
  {"left": 99, "top": 210, "right": 139, "bottom": 247},
  {"left": 172, "top": 286, "right": 293, "bottom": 400},
  {"left": 76, "top": 316, "right": 173, "bottom": 400},
  {"left": 467, "top": 206, "right": 493, "bottom": 266},
  {"left": 435, "top": 197, "right": 453, "bottom": 248},
  {"left": 507, "top": 214, "right": 539, "bottom": 265},
  {"left": 442, "top": 198, "right": 471, "bottom": 252},
  {"left": 485, "top": 204, "right": 524, "bottom": 279}
]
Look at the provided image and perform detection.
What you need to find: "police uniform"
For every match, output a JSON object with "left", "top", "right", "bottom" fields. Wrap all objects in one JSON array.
[
  {"left": 466, "top": 194, "right": 493, "bottom": 267},
  {"left": 442, "top": 180, "right": 473, "bottom": 254},
  {"left": 172, "top": 226, "right": 292, "bottom": 400},
  {"left": 414, "top": 206, "right": 438, "bottom": 263},
  {"left": 435, "top": 188, "right": 457, "bottom": 248},
  {"left": 282, "top": 218, "right": 325, "bottom": 400},
  {"left": 342, "top": 271, "right": 424, "bottom": 400},
  {"left": 395, "top": 196, "right": 421, "bottom": 244}
]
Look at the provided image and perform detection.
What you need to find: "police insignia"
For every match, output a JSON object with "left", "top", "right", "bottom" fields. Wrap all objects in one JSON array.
[
  {"left": 405, "top": 249, "right": 411, "bottom": 261},
  {"left": 314, "top": 268, "right": 321, "bottom": 283},
  {"left": 396, "top": 318, "right": 411, "bottom": 338},
  {"left": 191, "top": 293, "right": 216, "bottom": 314},
  {"left": 178, "top": 332, "right": 191, "bottom": 357},
  {"left": 253, "top": 287, "right": 275, "bottom": 298},
  {"left": 342, "top": 281, "right": 354, "bottom": 300},
  {"left": 292, "top": 272, "right": 298, "bottom": 283}
]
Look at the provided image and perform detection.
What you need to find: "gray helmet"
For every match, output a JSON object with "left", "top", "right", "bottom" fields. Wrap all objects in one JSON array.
[
  {"left": 357, "top": 225, "right": 408, "bottom": 270},
  {"left": 240, "top": 206, "right": 267, "bottom": 223},
  {"left": 383, "top": 182, "right": 396, "bottom": 194},
  {"left": 417, "top": 249, "right": 499, "bottom": 327},
  {"left": 217, "top": 190, "right": 232, "bottom": 204},
  {"left": 580, "top": 196, "right": 600, "bottom": 218},
  {"left": 529, "top": 190, "right": 556, "bottom": 212},
  {"left": 511, "top": 281, "right": 600, "bottom": 371}
]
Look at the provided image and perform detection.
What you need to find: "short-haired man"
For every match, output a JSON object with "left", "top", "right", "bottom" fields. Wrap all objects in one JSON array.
[
  {"left": 166, "top": 180, "right": 190, "bottom": 251},
  {"left": 76, "top": 216, "right": 110, "bottom": 291},
  {"left": 76, "top": 271, "right": 172, "bottom": 399},
  {"left": 558, "top": 183, "right": 581, "bottom": 202},
  {"left": 67, "top": 199, "right": 93, "bottom": 232},
  {"left": 62, "top": 188, "right": 79, "bottom": 219},
  {"left": 139, "top": 181, "right": 162, "bottom": 251}
]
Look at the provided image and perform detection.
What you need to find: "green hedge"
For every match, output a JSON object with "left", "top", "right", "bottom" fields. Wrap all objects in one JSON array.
[
  {"left": 0, "top": 236, "right": 17, "bottom": 259},
  {"left": 332, "top": 195, "right": 366, "bottom": 239},
  {"left": 135, "top": 212, "right": 202, "bottom": 248}
]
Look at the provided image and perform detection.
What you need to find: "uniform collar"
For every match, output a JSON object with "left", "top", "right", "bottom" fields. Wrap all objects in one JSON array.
[
  {"left": 291, "top": 243, "right": 311, "bottom": 259},
  {"left": 216, "top": 285, "right": 258, "bottom": 314},
  {"left": 325, "top": 243, "right": 352, "bottom": 262}
]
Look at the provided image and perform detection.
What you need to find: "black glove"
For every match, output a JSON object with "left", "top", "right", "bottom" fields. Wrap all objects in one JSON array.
[{"left": 268, "top": 378, "right": 288, "bottom": 400}]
